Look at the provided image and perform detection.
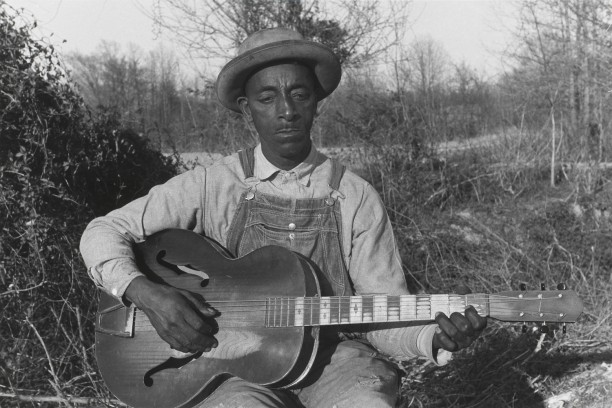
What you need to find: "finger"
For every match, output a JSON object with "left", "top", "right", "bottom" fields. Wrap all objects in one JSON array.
[
  {"left": 465, "top": 306, "right": 487, "bottom": 331},
  {"left": 182, "top": 291, "right": 216, "bottom": 317},
  {"left": 157, "top": 328, "right": 193, "bottom": 353},
  {"left": 151, "top": 310, "right": 212, "bottom": 353},
  {"left": 182, "top": 316, "right": 218, "bottom": 350},
  {"left": 433, "top": 326, "right": 458, "bottom": 352},
  {"left": 174, "top": 328, "right": 217, "bottom": 353},
  {"left": 449, "top": 311, "right": 475, "bottom": 338},
  {"left": 436, "top": 312, "right": 468, "bottom": 345}
]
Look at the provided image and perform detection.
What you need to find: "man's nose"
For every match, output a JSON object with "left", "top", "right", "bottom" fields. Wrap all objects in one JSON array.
[{"left": 278, "top": 93, "right": 297, "bottom": 121}]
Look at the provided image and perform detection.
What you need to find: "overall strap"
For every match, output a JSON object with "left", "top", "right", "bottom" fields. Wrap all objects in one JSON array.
[
  {"left": 238, "top": 147, "right": 256, "bottom": 179},
  {"left": 328, "top": 159, "right": 346, "bottom": 191}
]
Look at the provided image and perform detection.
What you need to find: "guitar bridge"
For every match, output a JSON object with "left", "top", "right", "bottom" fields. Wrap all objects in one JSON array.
[{"left": 96, "top": 303, "right": 136, "bottom": 337}]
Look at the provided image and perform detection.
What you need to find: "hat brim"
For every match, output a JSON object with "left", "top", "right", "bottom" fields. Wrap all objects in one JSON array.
[{"left": 216, "top": 40, "right": 341, "bottom": 112}]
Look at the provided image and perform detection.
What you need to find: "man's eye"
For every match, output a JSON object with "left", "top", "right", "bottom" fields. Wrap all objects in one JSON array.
[
  {"left": 292, "top": 92, "right": 308, "bottom": 100},
  {"left": 258, "top": 95, "right": 274, "bottom": 103}
]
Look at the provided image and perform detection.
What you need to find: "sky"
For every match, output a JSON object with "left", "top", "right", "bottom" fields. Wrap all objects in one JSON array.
[{"left": 6, "top": 0, "right": 517, "bottom": 79}]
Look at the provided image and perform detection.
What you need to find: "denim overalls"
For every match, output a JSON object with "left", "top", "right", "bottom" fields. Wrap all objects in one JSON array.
[
  {"left": 200, "top": 147, "right": 400, "bottom": 408},
  {"left": 226, "top": 147, "right": 352, "bottom": 298}
]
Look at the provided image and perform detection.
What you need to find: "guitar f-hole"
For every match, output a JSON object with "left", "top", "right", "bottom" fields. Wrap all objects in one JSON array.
[
  {"left": 155, "top": 250, "right": 211, "bottom": 287},
  {"left": 143, "top": 351, "right": 203, "bottom": 387}
]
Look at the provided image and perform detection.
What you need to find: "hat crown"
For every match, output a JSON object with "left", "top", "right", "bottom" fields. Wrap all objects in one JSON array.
[{"left": 237, "top": 28, "right": 305, "bottom": 56}]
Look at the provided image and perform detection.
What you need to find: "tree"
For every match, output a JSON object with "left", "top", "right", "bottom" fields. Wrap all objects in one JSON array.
[
  {"left": 505, "top": 0, "right": 612, "bottom": 169},
  {"left": 149, "top": 0, "right": 411, "bottom": 68}
]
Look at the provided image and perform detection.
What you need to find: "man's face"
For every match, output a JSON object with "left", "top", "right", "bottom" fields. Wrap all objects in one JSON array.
[{"left": 238, "top": 63, "right": 318, "bottom": 169}]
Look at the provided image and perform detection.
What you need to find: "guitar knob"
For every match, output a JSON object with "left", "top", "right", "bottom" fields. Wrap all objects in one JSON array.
[
  {"left": 520, "top": 283, "right": 527, "bottom": 291},
  {"left": 541, "top": 283, "right": 546, "bottom": 290},
  {"left": 557, "top": 283, "right": 567, "bottom": 290}
]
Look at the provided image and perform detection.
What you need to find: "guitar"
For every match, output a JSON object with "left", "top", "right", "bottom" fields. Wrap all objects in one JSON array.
[{"left": 95, "top": 229, "right": 583, "bottom": 408}]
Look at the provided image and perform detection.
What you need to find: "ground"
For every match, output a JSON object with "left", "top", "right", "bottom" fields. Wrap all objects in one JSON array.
[{"left": 177, "top": 145, "right": 612, "bottom": 408}]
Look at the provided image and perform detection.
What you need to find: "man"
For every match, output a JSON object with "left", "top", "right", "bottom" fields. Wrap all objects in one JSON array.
[{"left": 80, "top": 28, "right": 486, "bottom": 408}]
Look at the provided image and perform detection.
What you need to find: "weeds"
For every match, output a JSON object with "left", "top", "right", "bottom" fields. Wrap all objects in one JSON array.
[
  {"left": 352, "top": 130, "right": 612, "bottom": 407},
  {"left": 1, "top": 2, "right": 611, "bottom": 407}
]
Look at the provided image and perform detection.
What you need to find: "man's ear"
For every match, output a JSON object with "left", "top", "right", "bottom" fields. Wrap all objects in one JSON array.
[{"left": 238, "top": 97, "right": 252, "bottom": 122}]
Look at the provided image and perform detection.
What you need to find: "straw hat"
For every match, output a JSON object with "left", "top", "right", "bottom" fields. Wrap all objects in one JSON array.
[{"left": 216, "top": 28, "right": 342, "bottom": 112}]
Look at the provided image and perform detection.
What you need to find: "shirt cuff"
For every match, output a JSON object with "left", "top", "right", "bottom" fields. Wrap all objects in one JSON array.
[
  {"left": 88, "top": 258, "right": 144, "bottom": 301},
  {"left": 416, "top": 324, "right": 453, "bottom": 366}
]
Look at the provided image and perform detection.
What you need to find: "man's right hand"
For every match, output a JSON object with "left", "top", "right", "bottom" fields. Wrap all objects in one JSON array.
[{"left": 124, "top": 276, "right": 218, "bottom": 353}]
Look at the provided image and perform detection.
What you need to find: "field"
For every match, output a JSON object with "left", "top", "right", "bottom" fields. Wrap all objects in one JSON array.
[{"left": 176, "top": 137, "right": 612, "bottom": 408}]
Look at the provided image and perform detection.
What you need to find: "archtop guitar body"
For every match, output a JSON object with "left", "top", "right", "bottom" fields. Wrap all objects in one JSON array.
[{"left": 95, "top": 229, "right": 583, "bottom": 408}]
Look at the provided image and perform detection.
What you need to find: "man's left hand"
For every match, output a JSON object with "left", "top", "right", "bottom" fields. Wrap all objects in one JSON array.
[{"left": 432, "top": 306, "right": 487, "bottom": 352}]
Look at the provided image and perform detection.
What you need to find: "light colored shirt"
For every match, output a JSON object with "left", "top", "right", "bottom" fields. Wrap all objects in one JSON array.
[{"left": 80, "top": 144, "right": 450, "bottom": 365}]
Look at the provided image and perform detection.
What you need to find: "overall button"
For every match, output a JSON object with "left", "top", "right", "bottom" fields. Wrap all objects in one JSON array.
[
  {"left": 325, "top": 197, "right": 334, "bottom": 206},
  {"left": 288, "top": 222, "right": 296, "bottom": 230},
  {"left": 289, "top": 233, "right": 295, "bottom": 240},
  {"left": 245, "top": 191, "right": 255, "bottom": 200}
]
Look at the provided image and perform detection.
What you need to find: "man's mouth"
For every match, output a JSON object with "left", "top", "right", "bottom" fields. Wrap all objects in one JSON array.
[{"left": 276, "top": 128, "right": 301, "bottom": 134}]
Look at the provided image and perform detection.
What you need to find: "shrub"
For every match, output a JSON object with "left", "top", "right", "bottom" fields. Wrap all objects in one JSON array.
[{"left": 0, "top": 2, "right": 179, "bottom": 403}]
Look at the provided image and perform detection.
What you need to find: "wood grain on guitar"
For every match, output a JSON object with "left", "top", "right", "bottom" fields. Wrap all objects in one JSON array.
[{"left": 95, "top": 229, "right": 584, "bottom": 408}]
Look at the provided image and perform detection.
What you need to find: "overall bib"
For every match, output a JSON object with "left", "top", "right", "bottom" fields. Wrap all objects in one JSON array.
[
  {"left": 226, "top": 147, "right": 352, "bottom": 298},
  {"left": 200, "top": 148, "right": 399, "bottom": 408}
]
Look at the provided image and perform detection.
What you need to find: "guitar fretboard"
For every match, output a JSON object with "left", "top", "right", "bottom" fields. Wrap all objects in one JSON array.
[{"left": 264, "top": 294, "right": 488, "bottom": 327}]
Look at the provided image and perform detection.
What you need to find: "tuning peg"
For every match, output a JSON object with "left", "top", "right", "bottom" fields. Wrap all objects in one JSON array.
[
  {"left": 520, "top": 283, "right": 527, "bottom": 291},
  {"left": 557, "top": 282, "right": 567, "bottom": 290},
  {"left": 562, "top": 323, "right": 567, "bottom": 334},
  {"left": 522, "top": 323, "right": 527, "bottom": 333},
  {"left": 540, "top": 323, "right": 549, "bottom": 334},
  {"left": 541, "top": 283, "right": 546, "bottom": 290}
]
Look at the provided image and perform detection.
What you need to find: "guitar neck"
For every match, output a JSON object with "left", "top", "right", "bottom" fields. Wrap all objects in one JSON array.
[{"left": 264, "top": 294, "right": 489, "bottom": 327}]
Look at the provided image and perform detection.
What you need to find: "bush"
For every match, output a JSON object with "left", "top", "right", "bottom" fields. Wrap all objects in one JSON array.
[{"left": 0, "top": 2, "right": 180, "bottom": 404}]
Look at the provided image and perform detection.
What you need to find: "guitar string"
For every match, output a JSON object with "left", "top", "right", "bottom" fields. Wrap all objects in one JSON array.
[
  {"left": 195, "top": 294, "right": 568, "bottom": 304},
  {"left": 131, "top": 295, "right": 572, "bottom": 329}
]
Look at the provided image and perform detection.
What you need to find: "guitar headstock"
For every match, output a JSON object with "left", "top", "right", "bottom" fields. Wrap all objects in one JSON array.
[{"left": 488, "top": 286, "right": 583, "bottom": 324}]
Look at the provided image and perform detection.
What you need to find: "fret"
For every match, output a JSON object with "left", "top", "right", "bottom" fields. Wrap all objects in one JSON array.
[
  {"left": 340, "top": 296, "right": 351, "bottom": 324},
  {"left": 265, "top": 298, "right": 270, "bottom": 327},
  {"left": 466, "top": 293, "right": 488, "bottom": 316},
  {"left": 274, "top": 297, "right": 279, "bottom": 327},
  {"left": 416, "top": 295, "right": 431, "bottom": 320},
  {"left": 449, "top": 295, "right": 466, "bottom": 315},
  {"left": 319, "top": 297, "right": 331, "bottom": 325},
  {"left": 387, "top": 296, "right": 400, "bottom": 321},
  {"left": 310, "top": 297, "right": 320, "bottom": 325},
  {"left": 288, "top": 297, "right": 295, "bottom": 327},
  {"left": 304, "top": 297, "right": 312, "bottom": 326},
  {"left": 295, "top": 297, "right": 304, "bottom": 327},
  {"left": 399, "top": 295, "right": 417, "bottom": 320},
  {"left": 330, "top": 297, "right": 340, "bottom": 324},
  {"left": 271, "top": 294, "right": 470, "bottom": 328},
  {"left": 373, "top": 295, "right": 388, "bottom": 322},
  {"left": 362, "top": 295, "right": 373, "bottom": 323},
  {"left": 430, "top": 294, "right": 450, "bottom": 319},
  {"left": 349, "top": 296, "right": 363, "bottom": 323}
]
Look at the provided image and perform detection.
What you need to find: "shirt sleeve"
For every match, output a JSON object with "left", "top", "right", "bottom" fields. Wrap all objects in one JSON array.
[
  {"left": 347, "top": 183, "right": 448, "bottom": 365},
  {"left": 79, "top": 168, "right": 207, "bottom": 299}
]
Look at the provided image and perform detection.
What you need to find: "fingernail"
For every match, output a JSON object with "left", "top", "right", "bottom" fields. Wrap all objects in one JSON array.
[{"left": 435, "top": 312, "right": 442, "bottom": 318}]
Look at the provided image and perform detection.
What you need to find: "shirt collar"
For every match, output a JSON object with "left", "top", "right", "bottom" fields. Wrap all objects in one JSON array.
[{"left": 253, "top": 143, "right": 323, "bottom": 186}]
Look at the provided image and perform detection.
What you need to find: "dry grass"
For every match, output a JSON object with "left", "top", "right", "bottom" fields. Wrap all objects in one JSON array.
[{"left": 340, "top": 133, "right": 612, "bottom": 408}]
